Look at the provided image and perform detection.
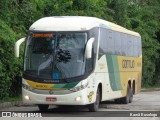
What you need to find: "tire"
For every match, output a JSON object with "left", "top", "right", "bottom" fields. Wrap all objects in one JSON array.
[
  {"left": 114, "top": 98, "right": 121, "bottom": 104},
  {"left": 88, "top": 88, "right": 100, "bottom": 112},
  {"left": 121, "top": 85, "right": 130, "bottom": 104},
  {"left": 38, "top": 104, "right": 49, "bottom": 111},
  {"left": 129, "top": 88, "right": 133, "bottom": 103}
]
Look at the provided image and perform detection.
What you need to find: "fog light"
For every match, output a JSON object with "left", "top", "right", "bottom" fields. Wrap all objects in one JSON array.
[
  {"left": 75, "top": 96, "right": 81, "bottom": 101},
  {"left": 24, "top": 95, "right": 30, "bottom": 100}
]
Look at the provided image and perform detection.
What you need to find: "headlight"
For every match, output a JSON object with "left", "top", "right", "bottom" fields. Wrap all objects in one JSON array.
[
  {"left": 24, "top": 95, "right": 30, "bottom": 100},
  {"left": 69, "top": 81, "right": 88, "bottom": 92},
  {"left": 22, "top": 84, "right": 34, "bottom": 91}
]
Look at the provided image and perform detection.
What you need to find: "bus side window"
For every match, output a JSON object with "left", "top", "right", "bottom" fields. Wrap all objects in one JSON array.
[
  {"left": 121, "top": 33, "right": 127, "bottom": 56},
  {"left": 99, "top": 28, "right": 107, "bottom": 55},
  {"left": 114, "top": 32, "right": 121, "bottom": 55},
  {"left": 107, "top": 30, "right": 115, "bottom": 55},
  {"left": 133, "top": 37, "right": 138, "bottom": 57},
  {"left": 138, "top": 37, "right": 142, "bottom": 56},
  {"left": 127, "top": 35, "right": 133, "bottom": 57}
]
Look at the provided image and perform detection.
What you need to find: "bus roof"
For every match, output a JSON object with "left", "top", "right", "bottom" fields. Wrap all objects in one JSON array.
[{"left": 29, "top": 16, "right": 140, "bottom": 37}]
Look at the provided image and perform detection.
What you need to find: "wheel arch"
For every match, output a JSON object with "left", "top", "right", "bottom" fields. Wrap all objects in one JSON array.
[
  {"left": 97, "top": 83, "right": 102, "bottom": 102},
  {"left": 128, "top": 80, "right": 131, "bottom": 88},
  {"left": 132, "top": 80, "right": 136, "bottom": 94}
]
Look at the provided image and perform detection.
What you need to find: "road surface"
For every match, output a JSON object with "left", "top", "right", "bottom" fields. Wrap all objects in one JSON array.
[{"left": 0, "top": 91, "right": 160, "bottom": 119}]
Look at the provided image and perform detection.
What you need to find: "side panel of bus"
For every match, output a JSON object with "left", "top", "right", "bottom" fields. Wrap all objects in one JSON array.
[{"left": 96, "top": 27, "right": 142, "bottom": 101}]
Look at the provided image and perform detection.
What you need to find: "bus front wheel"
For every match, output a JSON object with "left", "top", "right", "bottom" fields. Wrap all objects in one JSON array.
[
  {"left": 38, "top": 104, "right": 49, "bottom": 111},
  {"left": 88, "top": 88, "right": 100, "bottom": 112}
]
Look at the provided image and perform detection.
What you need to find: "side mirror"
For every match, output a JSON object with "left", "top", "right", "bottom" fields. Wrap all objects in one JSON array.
[
  {"left": 15, "top": 37, "right": 26, "bottom": 58},
  {"left": 85, "top": 37, "right": 94, "bottom": 59}
]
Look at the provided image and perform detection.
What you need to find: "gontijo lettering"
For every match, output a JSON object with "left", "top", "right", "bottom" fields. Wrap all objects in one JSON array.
[{"left": 122, "top": 60, "right": 135, "bottom": 68}]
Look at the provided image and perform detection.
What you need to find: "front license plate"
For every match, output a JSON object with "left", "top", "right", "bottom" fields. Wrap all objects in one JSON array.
[{"left": 46, "top": 97, "right": 57, "bottom": 102}]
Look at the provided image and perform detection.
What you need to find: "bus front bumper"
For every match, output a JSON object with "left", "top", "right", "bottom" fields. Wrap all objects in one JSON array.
[{"left": 22, "top": 88, "right": 92, "bottom": 105}]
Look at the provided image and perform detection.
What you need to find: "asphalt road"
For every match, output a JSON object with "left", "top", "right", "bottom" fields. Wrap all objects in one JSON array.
[{"left": 0, "top": 91, "right": 160, "bottom": 119}]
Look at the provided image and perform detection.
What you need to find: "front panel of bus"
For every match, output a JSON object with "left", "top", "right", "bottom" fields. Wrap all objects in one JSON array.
[{"left": 22, "top": 30, "right": 99, "bottom": 105}]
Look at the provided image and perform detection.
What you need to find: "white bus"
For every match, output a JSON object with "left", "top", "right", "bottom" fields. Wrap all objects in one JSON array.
[{"left": 15, "top": 16, "right": 142, "bottom": 112}]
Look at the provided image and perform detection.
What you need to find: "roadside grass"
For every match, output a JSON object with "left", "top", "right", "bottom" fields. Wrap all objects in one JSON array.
[
  {"left": 142, "top": 84, "right": 160, "bottom": 89},
  {"left": 0, "top": 95, "right": 22, "bottom": 104}
]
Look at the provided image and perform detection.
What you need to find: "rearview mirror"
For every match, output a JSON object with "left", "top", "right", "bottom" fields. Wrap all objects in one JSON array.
[
  {"left": 15, "top": 37, "right": 26, "bottom": 58},
  {"left": 85, "top": 37, "right": 94, "bottom": 59}
]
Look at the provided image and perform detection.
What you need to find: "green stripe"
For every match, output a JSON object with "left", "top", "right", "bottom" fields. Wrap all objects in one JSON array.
[
  {"left": 106, "top": 55, "right": 122, "bottom": 91},
  {"left": 107, "top": 56, "right": 117, "bottom": 91},
  {"left": 51, "top": 81, "right": 79, "bottom": 89},
  {"left": 113, "top": 56, "right": 122, "bottom": 90},
  {"left": 53, "top": 84, "right": 66, "bottom": 88},
  {"left": 64, "top": 81, "right": 79, "bottom": 88}
]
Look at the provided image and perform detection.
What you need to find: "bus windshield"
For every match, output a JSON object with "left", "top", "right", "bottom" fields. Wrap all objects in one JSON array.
[{"left": 24, "top": 32, "right": 87, "bottom": 81}]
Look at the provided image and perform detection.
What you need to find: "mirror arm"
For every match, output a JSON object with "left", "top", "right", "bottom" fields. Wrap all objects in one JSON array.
[
  {"left": 85, "top": 38, "right": 94, "bottom": 59},
  {"left": 15, "top": 37, "right": 26, "bottom": 58}
]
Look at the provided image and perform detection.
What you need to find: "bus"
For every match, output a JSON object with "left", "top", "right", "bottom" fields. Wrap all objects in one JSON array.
[{"left": 15, "top": 16, "right": 142, "bottom": 112}]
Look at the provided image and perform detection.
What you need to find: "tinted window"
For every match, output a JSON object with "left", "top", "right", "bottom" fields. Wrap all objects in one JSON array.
[
  {"left": 98, "top": 28, "right": 141, "bottom": 57},
  {"left": 121, "top": 33, "right": 127, "bottom": 56},
  {"left": 114, "top": 32, "right": 121, "bottom": 55},
  {"left": 133, "top": 37, "right": 138, "bottom": 57},
  {"left": 107, "top": 30, "right": 115, "bottom": 54},
  {"left": 137, "top": 37, "right": 142, "bottom": 56},
  {"left": 127, "top": 35, "right": 133, "bottom": 56}
]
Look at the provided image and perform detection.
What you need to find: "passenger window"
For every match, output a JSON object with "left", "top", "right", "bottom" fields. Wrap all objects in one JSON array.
[
  {"left": 137, "top": 37, "right": 142, "bottom": 56},
  {"left": 100, "top": 28, "right": 107, "bottom": 52},
  {"left": 121, "top": 34, "right": 127, "bottom": 56},
  {"left": 114, "top": 32, "right": 121, "bottom": 55},
  {"left": 127, "top": 35, "right": 133, "bottom": 56},
  {"left": 107, "top": 30, "right": 115, "bottom": 55},
  {"left": 133, "top": 37, "right": 138, "bottom": 57}
]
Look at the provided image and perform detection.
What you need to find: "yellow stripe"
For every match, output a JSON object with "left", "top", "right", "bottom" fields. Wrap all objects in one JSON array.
[
  {"left": 117, "top": 56, "right": 142, "bottom": 96},
  {"left": 26, "top": 80, "right": 56, "bottom": 90}
]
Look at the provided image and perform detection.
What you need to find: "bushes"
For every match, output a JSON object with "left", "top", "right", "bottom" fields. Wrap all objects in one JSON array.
[{"left": 0, "top": 19, "right": 22, "bottom": 99}]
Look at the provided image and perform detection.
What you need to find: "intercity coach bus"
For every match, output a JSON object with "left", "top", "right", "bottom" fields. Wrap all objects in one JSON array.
[{"left": 15, "top": 16, "right": 142, "bottom": 112}]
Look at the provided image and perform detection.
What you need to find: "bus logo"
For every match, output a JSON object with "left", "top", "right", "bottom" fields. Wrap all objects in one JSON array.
[{"left": 49, "top": 90, "right": 54, "bottom": 95}]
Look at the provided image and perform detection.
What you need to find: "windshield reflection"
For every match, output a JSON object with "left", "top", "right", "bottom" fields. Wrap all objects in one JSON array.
[{"left": 24, "top": 32, "right": 87, "bottom": 80}]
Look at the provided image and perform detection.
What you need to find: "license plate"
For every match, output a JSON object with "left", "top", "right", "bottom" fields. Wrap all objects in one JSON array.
[{"left": 46, "top": 97, "right": 57, "bottom": 102}]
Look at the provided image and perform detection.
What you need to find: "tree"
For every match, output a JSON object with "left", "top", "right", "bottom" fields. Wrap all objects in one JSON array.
[
  {"left": 0, "top": 19, "right": 22, "bottom": 99},
  {"left": 109, "top": 0, "right": 128, "bottom": 27}
]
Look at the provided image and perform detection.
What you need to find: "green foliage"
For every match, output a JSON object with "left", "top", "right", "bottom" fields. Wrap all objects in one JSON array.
[
  {"left": 0, "top": 19, "right": 22, "bottom": 99},
  {"left": 0, "top": 0, "right": 160, "bottom": 100},
  {"left": 0, "top": 95, "right": 21, "bottom": 103},
  {"left": 109, "top": 0, "right": 128, "bottom": 27},
  {"left": 109, "top": 0, "right": 160, "bottom": 87},
  {"left": 128, "top": 0, "right": 160, "bottom": 87}
]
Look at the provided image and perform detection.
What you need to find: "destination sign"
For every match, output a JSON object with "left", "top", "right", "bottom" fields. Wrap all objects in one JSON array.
[{"left": 32, "top": 33, "right": 53, "bottom": 37}]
